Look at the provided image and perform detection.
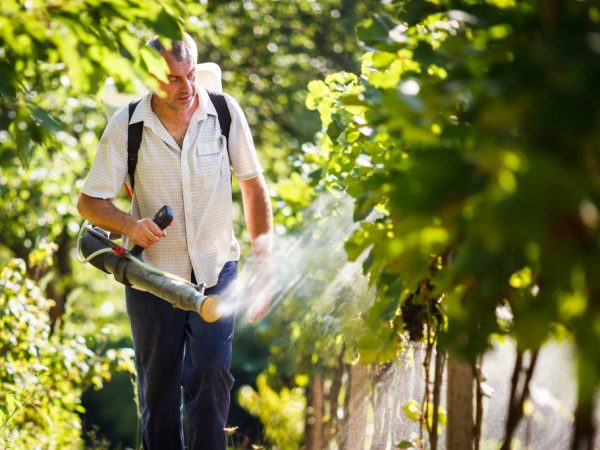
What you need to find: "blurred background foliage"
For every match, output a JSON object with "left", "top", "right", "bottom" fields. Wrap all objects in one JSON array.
[
  {"left": 195, "top": 0, "right": 396, "bottom": 235},
  {"left": 0, "top": 0, "right": 392, "bottom": 447},
  {"left": 1, "top": 0, "right": 600, "bottom": 448}
]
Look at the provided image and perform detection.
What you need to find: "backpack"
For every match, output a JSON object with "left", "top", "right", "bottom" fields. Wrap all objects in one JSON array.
[{"left": 125, "top": 92, "right": 232, "bottom": 196}]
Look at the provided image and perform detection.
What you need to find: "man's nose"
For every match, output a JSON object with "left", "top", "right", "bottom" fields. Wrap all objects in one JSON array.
[{"left": 181, "top": 77, "right": 193, "bottom": 92}]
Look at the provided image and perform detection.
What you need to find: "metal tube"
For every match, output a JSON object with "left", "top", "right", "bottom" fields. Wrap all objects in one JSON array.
[
  {"left": 80, "top": 228, "right": 220, "bottom": 322},
  {"left": 123, "top": 262, "right": 220, "bottom": 322}
]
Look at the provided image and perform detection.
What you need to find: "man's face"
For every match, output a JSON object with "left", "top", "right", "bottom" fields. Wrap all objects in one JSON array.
[{"left": 155, "top": 50, "right": 197, "bottom": 111}]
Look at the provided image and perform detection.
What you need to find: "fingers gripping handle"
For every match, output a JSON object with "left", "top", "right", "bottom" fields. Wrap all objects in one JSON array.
[{"left": 131, "top": 205, "right": 174, "bottom": 258}]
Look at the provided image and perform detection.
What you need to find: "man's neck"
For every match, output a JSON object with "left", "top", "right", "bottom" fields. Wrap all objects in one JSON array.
[{"left": 151, "top": 93, "right": 199, "bottom": 147}]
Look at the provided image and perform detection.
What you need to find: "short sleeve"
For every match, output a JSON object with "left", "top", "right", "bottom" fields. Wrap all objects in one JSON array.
[
  {"left": 224, "top": 94, "right": 263, "bottom": 181},
  {"left": 81, "top": 106, "right": 129, "bottom": 199}
]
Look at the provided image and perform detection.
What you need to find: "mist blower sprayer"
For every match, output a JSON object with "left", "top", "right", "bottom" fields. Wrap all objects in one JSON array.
[{"left": 76, "top": 205, "right": 221, "bottom": 323}]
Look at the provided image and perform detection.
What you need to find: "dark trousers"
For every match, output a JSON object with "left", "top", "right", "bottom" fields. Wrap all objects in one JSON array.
[{"left": 126, "top": 261, "right": 237, "bottom": 450}]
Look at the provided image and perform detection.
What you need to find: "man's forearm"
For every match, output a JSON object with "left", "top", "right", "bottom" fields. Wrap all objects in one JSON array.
[
  {"left": 240, "top": 175, "right": 273, "bottom": 258},
  {"left": 77, "top": 193, "right": 136, "bottom": 236},
  {"left": 240, "top": 174, "right": 274, "bottom": 321},
  {"left": 77, "top": 193, "right": 165, "bottom": 248}
]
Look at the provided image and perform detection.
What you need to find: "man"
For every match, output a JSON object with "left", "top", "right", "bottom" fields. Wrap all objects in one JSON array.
[{"left": 77, "top": 33, "right": 272, "bottom": 449}]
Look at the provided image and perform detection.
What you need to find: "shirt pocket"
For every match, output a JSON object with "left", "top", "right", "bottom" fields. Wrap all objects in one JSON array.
[{"left": 196, "top": 135, "right": 227, "bottom": 188}]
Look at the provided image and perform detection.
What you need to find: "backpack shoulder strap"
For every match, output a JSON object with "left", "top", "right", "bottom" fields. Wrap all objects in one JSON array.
[
  {"left": 126, "top": 94, "right": 229, "bottom": 195},
  {"left": 207, "top": 91, "right": 231, "bottom": 144},
  {"left": 127, "top": 100, "right": 144, "bottom": 193}
]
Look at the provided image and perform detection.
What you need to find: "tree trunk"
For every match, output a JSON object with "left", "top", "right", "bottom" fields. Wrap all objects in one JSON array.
[
  {"left": 305, "top": 372, "right": 325, "bottom": 450},
  {"left": 344, "top": 364, "right": 369, "bottom": 450},
  {"left": 429, "top": 348, "right": 446, "bottom": 450},
  {"left": 571, "top": 356, "right": 598, "bottom": 450},
  {"left": 338, "top": 362, "right": 351, "bottom": 450},
  {"left": 473, "top": 356, "right": 484, "bottom": 450},
  {"left": 370, "top": 363, "right": 392, "bottom": 450},
  {"left": 500, "top": 349, "right": 539, "bottom": 450},
  {"left": 330, "top": 346, "right": 345, "bottom": 443},
  {"left": 48, "top": 230, "right": 72, "bottom": 326},
  {"left": 571, "top": 396, "right": 597, "bottom": 450},
  {"left": 446, "top": 355, "right": 475, "bottom": 450}
]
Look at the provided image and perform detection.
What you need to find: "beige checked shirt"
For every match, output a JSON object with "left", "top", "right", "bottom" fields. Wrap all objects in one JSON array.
[{"left": 82, "top": 88, "right": 262, "bottom": 287}]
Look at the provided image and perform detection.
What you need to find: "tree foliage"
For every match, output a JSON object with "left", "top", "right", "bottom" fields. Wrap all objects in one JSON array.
[
  {"left": 197, "top": 0, "right": 382, "bottom": 160},
  {"left": 0, "top": 0, "right": 204, "bottom": 164},
  {"left": 0, "top": 258, "right": 133, "bottom": 448},
  {"left": 305, "top": 0, "right": 600, "bottom": 445},
  {"left": 237, "top": 373, "right": 306, "bottom": 449},
  {"left": 308, "top": 0, "right": 600, "bottom": 360}
]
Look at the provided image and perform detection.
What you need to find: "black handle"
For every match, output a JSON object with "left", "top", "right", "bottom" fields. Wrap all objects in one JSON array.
[
  {"left": 131, "top": 205, "right": 174, "bottom": 258},
  {"left": 152, "top": 205, "right": 174, "bottom": 229}
]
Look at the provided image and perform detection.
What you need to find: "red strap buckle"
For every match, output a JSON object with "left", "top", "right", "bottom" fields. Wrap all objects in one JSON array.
[{"left": 112, "top": 246, "right": 126, "bottom": 257}]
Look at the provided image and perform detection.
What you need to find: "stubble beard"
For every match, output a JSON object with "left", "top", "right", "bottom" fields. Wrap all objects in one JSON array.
[{"left": 170, "top": 88, "right": 196, "bottom": 111}]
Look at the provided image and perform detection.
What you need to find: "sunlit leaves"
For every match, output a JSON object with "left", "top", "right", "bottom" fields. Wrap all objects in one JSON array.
[
  {"left": 276, "top": 172, "right": 315, "bottom": 211},
  {"left": 356, "top": 325, "right": 400, "bottom": 364},
  {"left": 0, "top": 260, "right": 132, "bottom": 447},
  {"left": 306, "top": 0, "right": 600, "bottom": 372},
  {"left": 0, "top": 0, "right": 193, "bottom": 165},
  {"left": 306, "top": 73, "right": 363, "bottom": 129},
  {"left": 198, "top": 0, "right": 390, "bottom": 186},
  {"left": 237, "top": 373, "right": 305, "bottom": 449}
]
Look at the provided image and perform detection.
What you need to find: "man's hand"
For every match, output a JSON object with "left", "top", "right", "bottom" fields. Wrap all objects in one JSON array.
[
  {"left": 245, "top": 263, "right": 273, "bottom": 322},
  {"left": 77, "top": 194, "right": 169, "bottom": 250},
  {"left": 130, "top": 217, "right": 167, "bottom": 248}
]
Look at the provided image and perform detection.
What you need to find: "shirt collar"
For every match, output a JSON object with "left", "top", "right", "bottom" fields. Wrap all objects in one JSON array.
[
  {"left": 128, "top": 93, "right": 178, "bottom": 149},
  {"left": 193, "top": 87, "right": 218, "bottom": 122},
  {"left": 128, "top": 92, "right": 154, "bottom": 125}
]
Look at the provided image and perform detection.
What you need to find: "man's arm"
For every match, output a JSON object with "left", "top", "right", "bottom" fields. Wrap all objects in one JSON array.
[
  {"left": 239, "top": 174, "right": 273, "bottom": 321},
  {"left": 239, "top": 175, "right": 273, "bottom": 256},
  {"left": 77, "top": 193, "right": 165, "bottom": 248}
]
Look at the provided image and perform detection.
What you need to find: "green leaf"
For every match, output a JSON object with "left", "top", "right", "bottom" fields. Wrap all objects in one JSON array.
[
  {"left": 353, "top": 193, "right": 379, "bottom": 221},
  {"left": 28, "top": 105, "right": 64, "bottom": 133},
  {"left": 139, "top": 46, "right": 169, "bottom": 82},
  {"left": 356, "top": 14, "right": 398, "bottom": 51},
  {"left": 356, "top": 333, "right": 381, "bottom": 364},
  {"left": 366, "top": 296, "right": 399, "bottom": 328},
  {"left": 372, "top": 51, "right": 397, "bottom": 69},
  {"left": 154, "top": 9, "right": 183, "bottom": 41},
  {"left": 345, "top": 226, "right": 375, "bottom": 261},
  {"left": 276, "top": 172, "right": 315, "bottom": 208},
  {"left": 307, "top": 168, "right": 324, "bottom": 184},
  {"left": 402, "top": 399, "right": 422, "bottom": 422},
  {"left": 11, "top": 126, "right": 31, "bottom": 166},
  {"left": 326, "top": 119, "right": 343, "bottom": 141}
]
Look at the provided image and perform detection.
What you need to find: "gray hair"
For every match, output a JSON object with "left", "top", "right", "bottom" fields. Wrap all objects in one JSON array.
[{"left": 147, "top": 32, "right": 198, "bottom": 63}]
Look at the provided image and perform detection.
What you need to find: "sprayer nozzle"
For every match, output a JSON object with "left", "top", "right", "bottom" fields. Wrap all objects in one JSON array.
[{"left": 199, "top": 295, "right": 221, "bottom": 323}]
